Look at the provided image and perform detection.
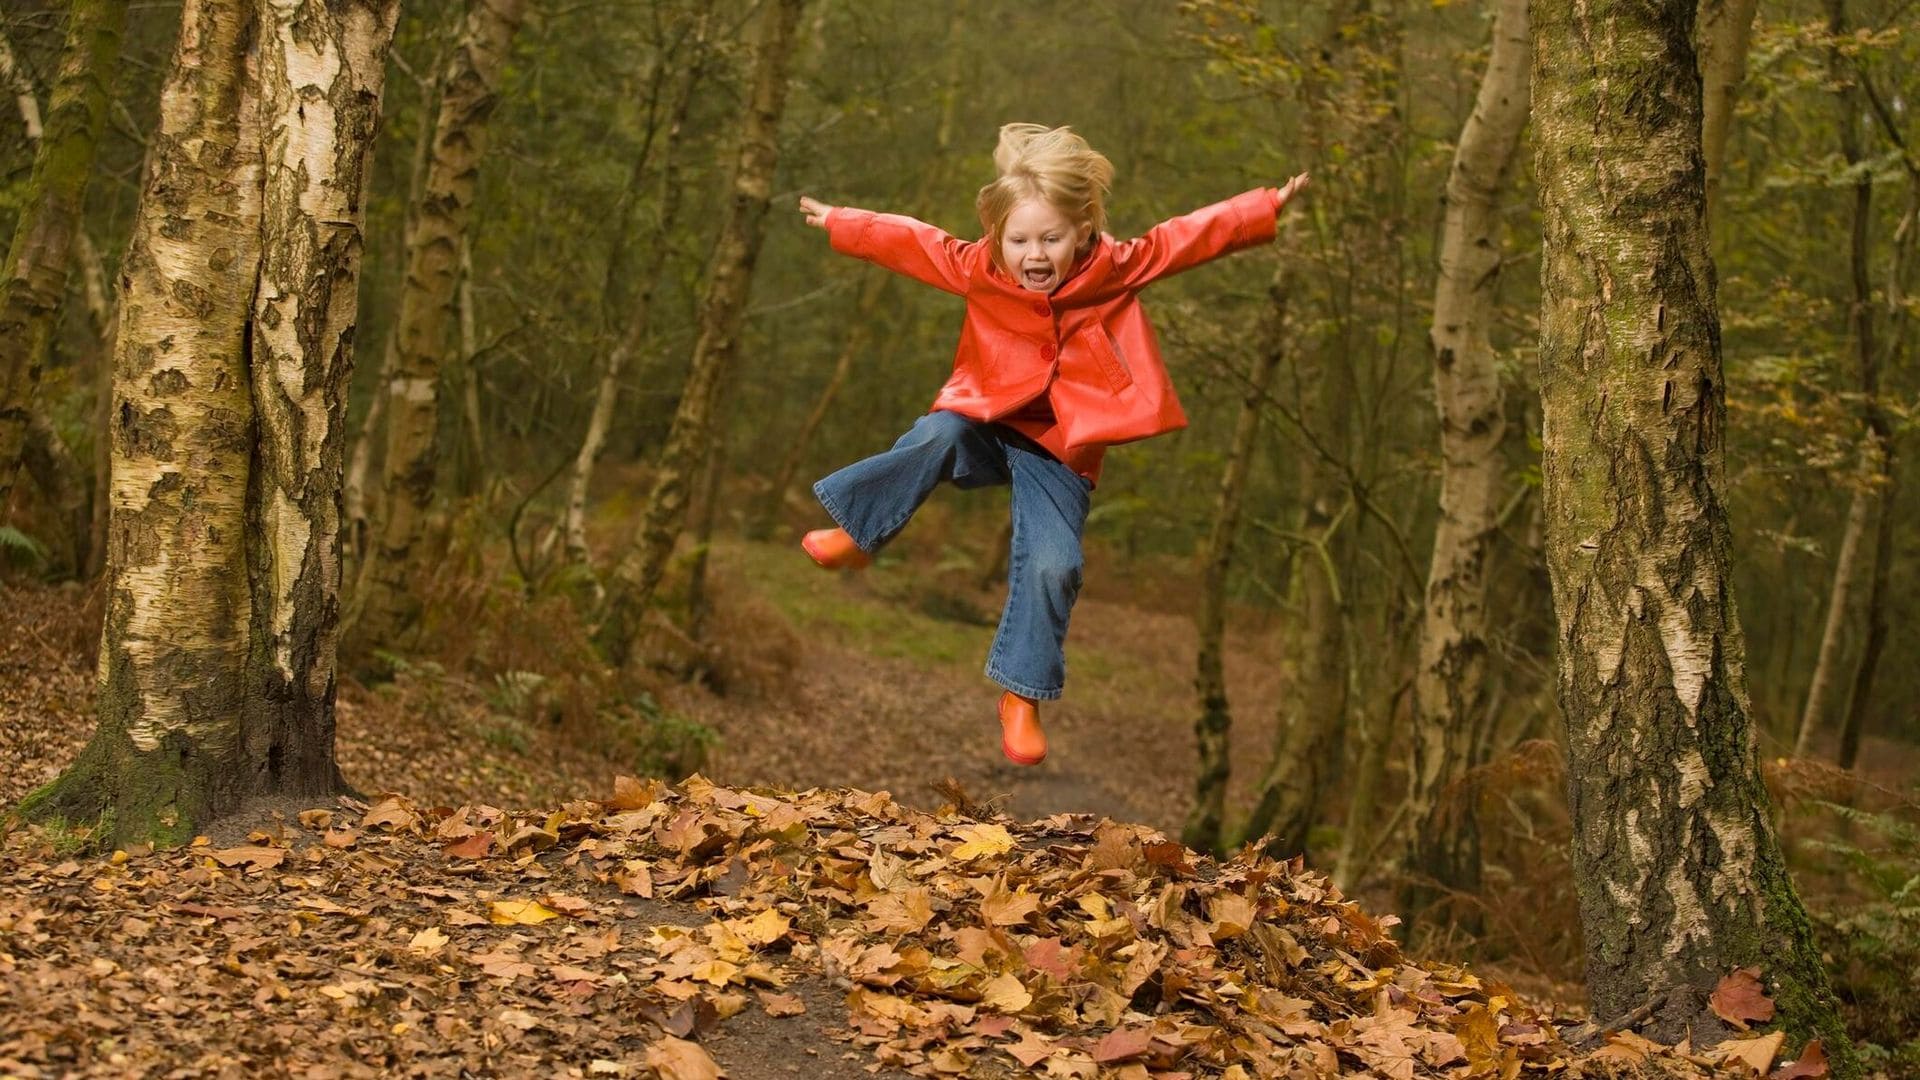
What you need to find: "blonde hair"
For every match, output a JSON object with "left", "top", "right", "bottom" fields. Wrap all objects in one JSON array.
[{"left": 976, "top": 123, "right": 1115, "bottom": 268}]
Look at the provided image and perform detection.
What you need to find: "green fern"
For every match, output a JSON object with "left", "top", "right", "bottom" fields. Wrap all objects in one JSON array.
[
  {"left": 0, "top": 525, "right": 48, "bottom": 567},
  {"left": 1800, "top": 794, "right": 1920, "bottom": 1066}
]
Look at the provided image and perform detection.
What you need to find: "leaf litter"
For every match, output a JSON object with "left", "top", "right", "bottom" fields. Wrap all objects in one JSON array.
[{"left": 1, "top": 775, "right": 1806, "bottom": 1077}]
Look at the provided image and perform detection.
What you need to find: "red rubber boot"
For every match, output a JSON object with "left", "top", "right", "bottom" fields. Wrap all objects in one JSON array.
[
  {"left": 801, "top": 527, "right": 871, "bottom": 570},
  {"left": 998, "top": 691, "right": 1047, "bottom": 766}
]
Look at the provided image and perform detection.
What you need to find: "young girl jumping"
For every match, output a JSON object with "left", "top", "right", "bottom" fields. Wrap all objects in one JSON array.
[{"left": 797, "top": 123, "right": 1307, "bottom": 767}]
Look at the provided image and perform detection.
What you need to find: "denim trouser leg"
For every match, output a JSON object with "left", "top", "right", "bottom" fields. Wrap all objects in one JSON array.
[
  {"left": 812, "top": 410, "right": 1091, "bottom": 700},
  {"left": 812, "top": 410, "right": 1009, "bottom": 552},
  {"left": 982, "top": 437, "right": 1090, "bottom": 701}
]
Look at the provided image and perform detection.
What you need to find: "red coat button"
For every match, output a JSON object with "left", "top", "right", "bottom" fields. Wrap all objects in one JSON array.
[
  {"left": 1031, "top": 301, "right": 1050, "bottom": 316},
  {"left": 1040, "top": 343, "right": 1057, "bottom": 361}
]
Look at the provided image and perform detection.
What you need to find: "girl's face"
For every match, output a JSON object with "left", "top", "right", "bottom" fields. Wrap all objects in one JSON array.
[{"left": 1000, "top": 198, "right": 1090, "bottom": 293}]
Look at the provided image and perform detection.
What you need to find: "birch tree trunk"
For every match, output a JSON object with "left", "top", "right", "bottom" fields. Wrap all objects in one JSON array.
[
  {"left": 0, "top": 25, "right": 43, "bottom": 139},
  {"left": 1697, "top": 0, "right": 1758, "bottom": 225},
  {"left": 343, "top": 42, "right": 445, "bottom": 567},
  {"left": 1795, "top": 487, "right": 1868, "bottom": 756},
  {"left": 1404, "top": 0, "right": 1530, "bottom": 909},
  {"left": 351, "top": 0, "right": 527, "bottom": 650},
  {"left": 597, "top": 0, "right": 808, "bottom": 663},
  {"left": 0, "top": 0, "right": 127, "bottom": 510},
  {"left": 454, "top": 232, "right": 485, "bottom": 495},
  {"left": 1236, "top": 491, "right": 1348, "bottom": 854},
  {"left": 24, "top": 0, "right": 397, "bottom": 845},
  {"left": 1532, "top": 0, "right": 1855, "bottom": 1058},
  {"left": 1839, "top": 176, "right": 1915, "bottom": 771},
  {"left": 563, "top": 10, "right": 710, "bottom": 566},
  {"left": 79, "top": 228, "right": 117, "bottom": 578},
  {"left": 1184, "top": 264, "right": 1288, "bottom": 854},
  {"left": 22, "top": 0, "right": 262, "bottom": 845},
  {"left": 1796, "top": 0, "right": 1887, "bottom": 762},
  {"left": 245, "top": 0, "right": 399, "bottom": 797},
  {"left": 1234, "top": 0, "right": 1376, "bottom": 859}
]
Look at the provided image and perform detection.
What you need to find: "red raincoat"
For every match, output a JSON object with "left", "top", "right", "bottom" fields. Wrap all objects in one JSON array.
[{"left": 825, "top": 187, "right": 1284, "bottom": 484}]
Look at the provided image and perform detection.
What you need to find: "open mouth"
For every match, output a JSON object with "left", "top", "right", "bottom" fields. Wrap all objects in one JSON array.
[{"left": 1021, "top": 266, "right": 1055, "bottom": 289}]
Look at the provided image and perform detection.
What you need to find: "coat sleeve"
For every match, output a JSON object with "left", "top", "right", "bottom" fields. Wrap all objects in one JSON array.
[
  {"left": 825, "top": 207, "right": 976, "bottom": 295},
  {"left": 1108, "top": 188, "right": 1281, "bottom": 290}
]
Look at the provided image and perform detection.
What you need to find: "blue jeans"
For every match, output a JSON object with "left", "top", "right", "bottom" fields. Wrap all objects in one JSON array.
[{"left": 813, "top": 410, "right": 1091, "bottom": 700}]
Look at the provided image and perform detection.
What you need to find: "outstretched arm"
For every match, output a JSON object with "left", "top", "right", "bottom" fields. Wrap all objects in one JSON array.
[
  {"left": 1111, "top": 173, "right": 1310, "bottom": 289},
  {"left": 798, "top": 195, "right": 975, "bottom": 295}
]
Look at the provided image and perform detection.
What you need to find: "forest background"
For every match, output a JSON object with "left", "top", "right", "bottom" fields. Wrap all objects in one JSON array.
[{"left": 1, "top": 0, "right": 1917, "bottom": 1071}]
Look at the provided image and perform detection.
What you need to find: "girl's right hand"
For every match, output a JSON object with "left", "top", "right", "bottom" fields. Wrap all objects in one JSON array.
[{"left": 799, "top": 195, "right": 835, "bottom": 229}]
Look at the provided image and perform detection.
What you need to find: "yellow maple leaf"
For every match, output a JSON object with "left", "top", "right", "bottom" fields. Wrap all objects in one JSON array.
[
  {"left": 979, "top": 971, "right": 1032, "bottom": 1013},
  {"left": 646, "top": 1036, "right": 722, "bottom": 1080},
  {"left": 488, "top": 899, "right": 560, "bottom": 926},
  {"left": 1712, "top": 1031, "right": 1785, "bottom": 1074},
  {"left": 950, "top": 824, "right": 1015, "bottom": 861},
  {"left": 407, "top": 926, "right": 449, "bottom": 955},
  {"left": 732, "top": 908, "right": 792, "bottom": 947},
  {"left": 981, "top": 883, "right": 1041, "bottom": 927},
  {"left": 691, "top": 959, "right": 741, "bottom": 986}
]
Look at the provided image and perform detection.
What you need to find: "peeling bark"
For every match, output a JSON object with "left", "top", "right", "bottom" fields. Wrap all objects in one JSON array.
[
  {"left": 598, "top": 0, "right": 808, "bottom": 663},
  {"left": 1405, "top": 0, "right": 1530, "bottom": 911},
  {"left": 1532, "top": 0, "right": 1855, "bottom": 1061},
  {"left": 26, "top": 0, "right": 262, "bottom": 845},
  {"left": 0, "top": 0, "right": 128, "bottom": 510},
  {"left": 351, "top": 0, "right": 527, "bottom": 649},
  {"left": 247, "top": 0, "right": 399, "bottom": 797}
]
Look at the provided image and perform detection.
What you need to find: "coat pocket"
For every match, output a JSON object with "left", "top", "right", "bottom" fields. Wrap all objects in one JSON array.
[{"left": 1081, "top": 327, "right": 1135, "bottom": 392}]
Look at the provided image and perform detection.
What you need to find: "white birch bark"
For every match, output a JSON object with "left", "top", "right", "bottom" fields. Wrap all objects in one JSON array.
[
  {"left": 247, "top": 0, "right": 399, "bottom": 792},
  {"left": 1404, "top": 0, "right": 1531, "bottom": 902}
]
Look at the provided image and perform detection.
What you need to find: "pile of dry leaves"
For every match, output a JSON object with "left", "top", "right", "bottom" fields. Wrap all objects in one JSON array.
[{"left": 0, "top": 776, "right": 1823, "bottom": 1078}]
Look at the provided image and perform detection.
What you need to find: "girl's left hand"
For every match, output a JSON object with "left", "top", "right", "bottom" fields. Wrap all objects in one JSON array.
[
  {"left": 1275, "top": 173, "right": 1310, "bottom": 212},
  {"left": 799, "top": 195, "right": 835, "bottom": 229}
]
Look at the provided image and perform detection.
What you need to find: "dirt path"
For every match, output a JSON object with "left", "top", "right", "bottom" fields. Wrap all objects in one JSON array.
[{"left": 663, "top": 540, "right": 1291, "bottom": 834}]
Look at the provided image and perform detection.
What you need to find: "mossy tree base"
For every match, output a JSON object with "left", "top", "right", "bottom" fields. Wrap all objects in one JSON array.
[
  {"left": 16, "top": 724, "right": 221, "bottom": 850},
  {"left": 14, "top": 718, "right": 353, "bottom": 851}
]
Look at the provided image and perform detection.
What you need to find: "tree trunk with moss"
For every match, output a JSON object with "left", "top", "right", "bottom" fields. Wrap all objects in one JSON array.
[
  {"left": 23, "top": 0, "right": 262, "bottom": 846},
  {"left": 351, "top": 0, "right": 527, "bottom": 650},
  {"left": 1184, "top": 264, "right": 1288, "bottom": 854},
  {"left": 1532, "top": 0, "right": 1855, "bottom": 1060},
  {"left": 598, "top": 0, "right": 808, "bottom": 663},
  {"left": 1404, "top": 0, "right": 1529, "bottom": 912},
  {"left": 245, "top": 0, "right": 399, "bottom": 798},
  {"left": 25, "top": 0, "right": 397, "bottom": 847},
  {"left": 0, "top": 0, "right": 127, "bottom": 512}
]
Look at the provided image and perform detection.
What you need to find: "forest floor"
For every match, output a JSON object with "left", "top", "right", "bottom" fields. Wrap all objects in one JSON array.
[{"left": 0, "top": 536, "right": 1835, "bottom": 1078}]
